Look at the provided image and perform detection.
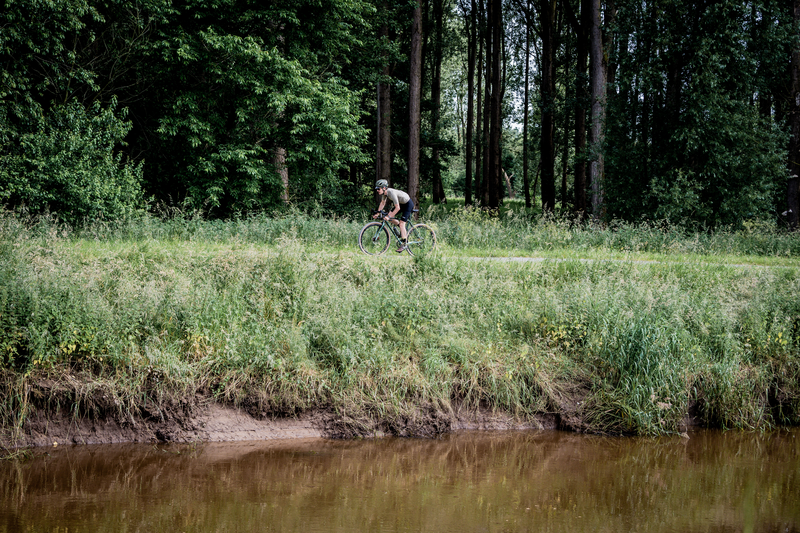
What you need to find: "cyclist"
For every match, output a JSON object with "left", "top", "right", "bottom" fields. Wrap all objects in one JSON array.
[{"left": 373, "top": 179, "right": 414, "bottom": 252}]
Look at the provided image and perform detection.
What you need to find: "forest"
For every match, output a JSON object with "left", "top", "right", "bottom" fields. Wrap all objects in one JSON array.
[{"left": 1, "top": 0, "right": 799, "bottom": 228}]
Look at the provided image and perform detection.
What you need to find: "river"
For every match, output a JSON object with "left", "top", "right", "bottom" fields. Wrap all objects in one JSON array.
[{"left": 1, "top": 429, "right": 797, "bottom": 532}]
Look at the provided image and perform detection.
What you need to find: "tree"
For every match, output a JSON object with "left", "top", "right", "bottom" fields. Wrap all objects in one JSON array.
[
  {"left": 408, "top": 0, "right": 424, "bottom": 205},
  {"left": 474, "top": 0, "right": 485, "bottom": 205},
  {"left": 537, "top": 0, "right": 557, "bottom": 212},
  {"left": 588, "top": 0, "right": 606, "bottom": 218},
  {"left": 3, "top": 0, "right": 797, "bottom": 228},
  {"left": 788, "top": 0, "right": 800, "bottom": 229},
  {"left": 487, "top": 0, "right": 503, "bottom": 209},
  {"left": 522, "top": 1, "right": 534, "bottom": 209},
  {"left": 463, "top": 0, "right": 478, "bottom": 206},
  {"left": 431, "top": 0, "right": 448, "bottom": 204},
  {"left": 142, "top": 0, "right": 373, "bottom": 213},
  {"left": 0, "top": 0, "right": 147, "bottom": 222},
  {"left": 377, "top": 2, "right": 394, "bottom": 189},
  {"left": 567, "top": 0, "right": 591, "bottom": 214}
]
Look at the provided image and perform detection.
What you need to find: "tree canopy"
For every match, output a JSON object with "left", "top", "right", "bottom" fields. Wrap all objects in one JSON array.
[{"left": 1, "top": 0, "right": 798, "bottom": 227}]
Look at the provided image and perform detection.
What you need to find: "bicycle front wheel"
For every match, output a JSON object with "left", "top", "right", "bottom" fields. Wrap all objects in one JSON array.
[
  {"left": 406, "top": 223, "right": 436, "bottom": 256},
  {"left": 358, "top": 222, "right": 391, "bottom": 255}
]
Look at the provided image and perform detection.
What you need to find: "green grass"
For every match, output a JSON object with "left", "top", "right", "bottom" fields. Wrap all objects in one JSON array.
[{"left": 1, "top": 209, "right": 799, "bottom": 439}]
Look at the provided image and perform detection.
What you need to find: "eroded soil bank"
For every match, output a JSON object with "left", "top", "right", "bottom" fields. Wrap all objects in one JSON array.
[
  {"left": 1, "top": 372, "right": 708, "bottom": 450},
  {"left": 3, "top": 399, "right": 566, "bottom": 449}
]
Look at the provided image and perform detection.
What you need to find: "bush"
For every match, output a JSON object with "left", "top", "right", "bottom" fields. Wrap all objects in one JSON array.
[{"left": 0, "top": 99, "right": 144, "bottom": 224}]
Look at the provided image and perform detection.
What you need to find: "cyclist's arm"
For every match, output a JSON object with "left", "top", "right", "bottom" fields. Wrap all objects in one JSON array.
[{"left": 374, "top": 198, "right": 387, "bottom": 218}]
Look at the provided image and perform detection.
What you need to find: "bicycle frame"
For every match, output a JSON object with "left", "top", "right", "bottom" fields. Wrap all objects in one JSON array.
[
  {"left": 376, "top": 217, "right": 417, "bottom": 245},
  {"left": 376, "top": 208, "right": 433, "bottom": 245},
  {"left": 358, "top": 209, "right": 435, "bottom": 256}
]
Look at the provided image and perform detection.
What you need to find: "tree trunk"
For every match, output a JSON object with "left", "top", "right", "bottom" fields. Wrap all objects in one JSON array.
[
  {"left": 573, "top": 0, "right": 589, "bottom": 215},
  {"left": 274, "top": 147, "right": 289, "bottom": 203},
  {"left": 432, "top": 0, "right": 445, "bottom": 204},
  {"left": 503, "top": 168, "right": 515, "bottom": 199},
  {"left": 539, "top": 0, "right": 557, "bottom": 212},
  {"left": 475, "top": 0, "right": 485, "bottom": 205},
  {"left": 481, "top": 0, "right": 491, "bottom": 207},
  {"left": 465, "top": 0, "right": 477, "bottom": 206},
  {"left": 561, "top": 96, "right": 570, "bottom": 208},
  {"left": 589, "top": 0, "right": 605, "bottom": 219},
  {"left": 487, "top": 0, "right": 502, "bottom": 209},
  {"left": 515, "top": 0, "right": 535, "bottom": 209},
  {"left": 522, "top": 16, "right": 532, "bottom": 209},
  {"left": 376, "top": 11, "right": 392, "bottom": 188},
  {"left": 408, "top": 0, "right": 423, "bottom": 206},
  {"left": 788, "top": 0, "right": 800, "bottom": 230}
]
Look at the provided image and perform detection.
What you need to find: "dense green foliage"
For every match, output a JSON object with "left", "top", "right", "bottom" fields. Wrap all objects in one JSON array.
[
  {"left": 0, "top": 0, "right": 144, "bottom": 223},
  {"left": 142, "top": 0, "right": 374, "bottom": 212},
  {"left": 1, "top": 0, "right": 797, "bottom": 226},
  {"left": 604, "top": 0, "right": 792, "bottom": 226},
  {"left": 0, "top": 0, "right": 375, "bottom": 218},
  {"left": 0, "top": 100, "right": 143, "bottom": 223},
  {"left": 1, "top": 211, "right": 798, "bottom": 436}
]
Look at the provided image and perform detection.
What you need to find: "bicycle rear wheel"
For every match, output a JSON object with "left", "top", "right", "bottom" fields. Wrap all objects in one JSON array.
[
  {"left": 406, "top": 223, "right": 436, "bottom": 256},
  {"left": 358, "top": 222, "right": 391, "bottom": 255}
]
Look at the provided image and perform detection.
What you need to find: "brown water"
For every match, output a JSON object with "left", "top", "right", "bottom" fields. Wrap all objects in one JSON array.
[{"left": 1, "top": 429, "right": 798, "bottom": 533}]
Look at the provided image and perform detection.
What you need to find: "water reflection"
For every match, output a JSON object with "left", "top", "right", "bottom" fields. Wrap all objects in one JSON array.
[{"left": 1, "top": 429, "right": 798, "bottom": 532}]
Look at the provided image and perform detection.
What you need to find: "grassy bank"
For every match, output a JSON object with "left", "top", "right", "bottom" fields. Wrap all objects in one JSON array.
[{"left": 1, "top": 209, "right": 799, "bottom": 440}]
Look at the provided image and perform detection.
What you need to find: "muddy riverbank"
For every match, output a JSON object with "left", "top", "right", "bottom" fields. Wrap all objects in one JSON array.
[{"left": 4, "top": 399, "right": 566, "bottom": 449}]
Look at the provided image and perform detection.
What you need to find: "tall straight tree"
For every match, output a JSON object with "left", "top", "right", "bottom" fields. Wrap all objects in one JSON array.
[
  {"left": 432, "top": 0, "right": 447, "bottom": 203},
  {"left": 522, "top": 6, "right": 533, "bottom": 209},
  {"left": 481, "top": 0, "right": 491, "bottom": 206},
  {"left": 408, "top": 0, "right": 424, "bottom": 205},
  {"left": 377, "top": 2, "right": 393, "bottom": 188},
  {"left": 513, "top": 0, "right": 535, "bottom": 209},
  {"left": 473, "top": 0, "right": 484, "bottom": 204},
  {"left": 588, "top": 0, "right": 605, "bottom": 217},
  {"left": 463, "top": 0, "right": 477, "bottom": 206},
  {"left": 474, "top": 0, "right": 484, "bottom": 205},
  {"left": 788, "top": 0, "right": 800, "bottom": 230},
  {"left": 487, "top": 0, "right": 503, "bottom": 208},
  {"left": 537, "top": 0, "right": 557, "bottom": 211},
  {"left": 571, "top": 0, "right": 591, "bottom": 214}
]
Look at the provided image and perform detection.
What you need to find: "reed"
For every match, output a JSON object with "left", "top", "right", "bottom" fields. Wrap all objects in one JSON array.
[{"left": 1, "top": 210, "right": 798, "bottom": 437}]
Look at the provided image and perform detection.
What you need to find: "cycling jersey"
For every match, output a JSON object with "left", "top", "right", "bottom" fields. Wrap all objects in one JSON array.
[{"left": 385, "top": 188, "right": 411, "bottom": 207}]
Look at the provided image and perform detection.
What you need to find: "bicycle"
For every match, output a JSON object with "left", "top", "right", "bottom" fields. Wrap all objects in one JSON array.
[{"left": 358, "top": 210, "right": 437, "bottom": 256}]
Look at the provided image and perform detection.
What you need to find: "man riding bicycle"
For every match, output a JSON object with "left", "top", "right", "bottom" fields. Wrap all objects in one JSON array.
[{"left": 373, "top": 179, "right": 414, "bottom": 252}]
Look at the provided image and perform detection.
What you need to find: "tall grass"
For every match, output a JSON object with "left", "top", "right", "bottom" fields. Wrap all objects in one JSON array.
[
  {"left": 1, "top": 209, "right": 798, "bottom": 438},
  {"left": 8, "top": 203, "right": 798, "bottom": 259}
]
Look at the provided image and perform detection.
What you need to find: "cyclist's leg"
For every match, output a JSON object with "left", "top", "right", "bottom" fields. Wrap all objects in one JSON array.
[
  {"left": 395, "top": 219, "right": 408, "bottom": 252},
  {"left": 397, "top": 200, "right": 413, "bottom": 248}
]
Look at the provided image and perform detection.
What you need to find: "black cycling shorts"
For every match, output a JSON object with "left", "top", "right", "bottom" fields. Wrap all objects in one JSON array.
[{"left": 398, "top": 199, "right": 414, "bottom": 222}]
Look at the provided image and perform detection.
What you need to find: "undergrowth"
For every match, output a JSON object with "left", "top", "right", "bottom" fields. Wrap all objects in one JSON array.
[{"left": 1, "top": 210, "right": 798, "bottom": 438}]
